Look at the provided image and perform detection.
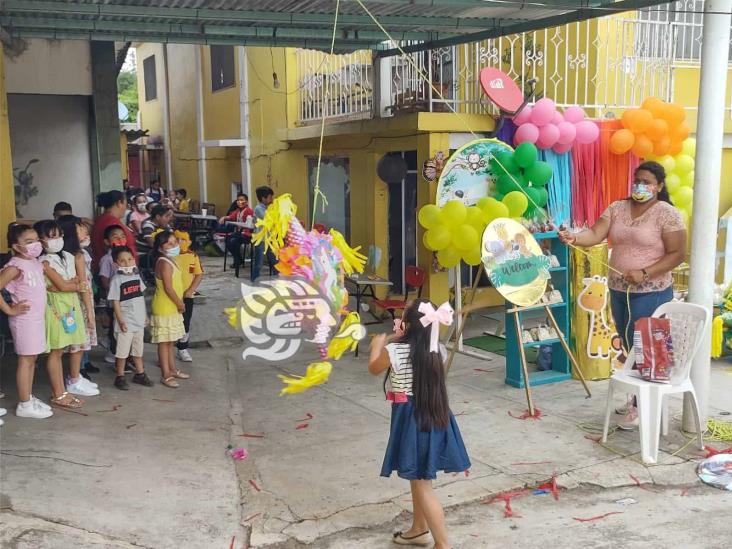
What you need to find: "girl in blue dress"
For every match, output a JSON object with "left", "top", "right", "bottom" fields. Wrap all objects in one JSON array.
[{"left": 369, "top": 299, "right": 470, "bottom": 548}]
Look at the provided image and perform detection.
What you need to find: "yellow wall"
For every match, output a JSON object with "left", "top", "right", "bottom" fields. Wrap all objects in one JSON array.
[{"left": 0, "top": 43, "right": 16, "bottom": 252}]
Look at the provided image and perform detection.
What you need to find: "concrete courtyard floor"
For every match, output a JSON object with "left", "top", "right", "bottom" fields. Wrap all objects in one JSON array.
[{"left": 1, "top": 257, "right": 731, "bottom": 548}]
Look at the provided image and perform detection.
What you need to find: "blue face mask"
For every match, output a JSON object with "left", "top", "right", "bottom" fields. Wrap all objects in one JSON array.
[
  {"left": 166, "top": 245, "right": 181, "bottom": 258},
  {"left": 631, "top": 183, "right": 655, "bottom": 203}
]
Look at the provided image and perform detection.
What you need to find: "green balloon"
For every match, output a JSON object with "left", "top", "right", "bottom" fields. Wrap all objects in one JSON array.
[
  {"left": 513, "top": 142, "right": 538, "bottom": 169},
  {"left": 524, "top": 161, "right": 553, "bottom": 187}
]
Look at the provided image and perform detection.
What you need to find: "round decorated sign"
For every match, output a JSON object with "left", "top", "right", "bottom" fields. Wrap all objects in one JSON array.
[
  {"left": 481, "top": 218, "right": 551, "bottom": 307},
  {"left": 436, "top": 138, "right": 513, "bottom": 208}
]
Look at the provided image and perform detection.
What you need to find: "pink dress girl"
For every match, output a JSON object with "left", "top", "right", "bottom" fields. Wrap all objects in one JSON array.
[{"left": 3, "top": 256, "right": 47, "bottom": 355}]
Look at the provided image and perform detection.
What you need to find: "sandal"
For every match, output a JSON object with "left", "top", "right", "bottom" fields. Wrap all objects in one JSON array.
[
  {"left": 50, "top": 392, "right": 84, "bottom": 409},
  {"left": 161, "top": 377, "right": 180, "bottom": 388},
  {"left": 173, "top": 370, "right": 190, "bottom": 380},
  {"left": 392, "top": 530, "right": 431, "bottom": 546}
]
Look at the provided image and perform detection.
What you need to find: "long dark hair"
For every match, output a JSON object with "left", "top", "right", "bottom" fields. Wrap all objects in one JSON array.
[
  {"left": 151, "top": 229, "right": 175, "bottom": 262},
  {"left": 633, "top": 161, "right": 673, "bottom": 205},
  {"left": 57, "top": 216, "right": 85, "bottom": 257},
  {"left": 395, "top": 299, "right": 450, "bottom": 431}
]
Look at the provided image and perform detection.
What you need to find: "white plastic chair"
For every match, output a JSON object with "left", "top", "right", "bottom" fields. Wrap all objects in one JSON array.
[{"left": 601, "top": 302, "right": 710, "bottom": 464}]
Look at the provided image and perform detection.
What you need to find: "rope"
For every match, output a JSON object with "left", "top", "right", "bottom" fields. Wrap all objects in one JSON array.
[{"left": 310, "top": 0, "right": 340, "bottom": 230}]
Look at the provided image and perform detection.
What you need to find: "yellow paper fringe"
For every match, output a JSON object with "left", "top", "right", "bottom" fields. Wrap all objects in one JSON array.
[
  {"left": 327, "top": 312, "right": 363, "bottom": 360},
  {"left": 329, "top": 228, "right": 367, "bottom": 275},
  {"left": 252, "top": 193, "right": 298, "bottom": 252},
  {"left": 278, "top": 362, "right": 333, "bottom": 395},
  {"left": 711, "top": 315, "right": 723, "bottom": 359}
]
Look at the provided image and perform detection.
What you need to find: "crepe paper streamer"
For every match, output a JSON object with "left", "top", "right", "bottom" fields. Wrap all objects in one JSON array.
[
  {"left": 278, "top": 362, "right": 333, "bottom": 395},
  {"left": 712, "top": 316, "right": 723, "bottom": 358},
  {"left": 572, "top": 511, "right": 623, "bottom": 523},
  {"left": 227, "top": 447, "right": 248, "bottom": 461},
  {"left": 295, "top": 423, "right": 309, "bottom": 430},
  {"left": 249, "top": 479, "right": 262, "bottom": 492},
  {"left": 508, "top": 408, "right": 543, "bottom": 420},
  {"left": 539, "top": 148, "right": 572, "bottom": 227},
  {"left": 329, "top": 229, "right": 367, "bottom": 275},
  {"left": 327, "top": 312, "right": 367, "bottom": 359}
]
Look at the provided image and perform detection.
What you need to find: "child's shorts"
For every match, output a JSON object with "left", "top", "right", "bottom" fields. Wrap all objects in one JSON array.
[{"left": 115, "top": 330, "right": 144, "bottom": 359}]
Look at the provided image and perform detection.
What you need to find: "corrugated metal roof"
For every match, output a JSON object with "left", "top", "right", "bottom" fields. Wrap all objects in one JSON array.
[{"left": 0, "top": 0, "right": 669, "bottom": 52}]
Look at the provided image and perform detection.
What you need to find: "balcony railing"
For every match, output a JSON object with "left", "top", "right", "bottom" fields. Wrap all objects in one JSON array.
[{"left": 295, "top": 0, "right": 728, "bottom": 125}]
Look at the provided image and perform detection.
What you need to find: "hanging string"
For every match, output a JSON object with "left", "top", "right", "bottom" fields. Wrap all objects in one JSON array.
[{"left": 311, "top": 0, "right": 341, "bottom": 230}]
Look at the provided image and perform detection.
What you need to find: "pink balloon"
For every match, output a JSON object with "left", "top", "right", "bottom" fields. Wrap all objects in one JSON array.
[
  {"left": 531, "top": 98, "right": 556, "bottom": 127},
  {"left": 514, "top": 123, "right": 540, "bottom": 145},
  {"left": 552, "top": 112, "right": 564, "bottom": 125},
  {"left": 556, "top": 121, "right": 577, "bottom": 145},
  {"left": 536, "top": 123, "right": 560, "bottom": 149},
  {"left": 553, "top": 142, "right": 573, "bottom": 154},
  {"left": 575, "top": 120, "right": 600, "bottom": 144},
  {"left": 512, "top": 106, "right": 533, "bottom": 126},
  {"left": 563, "top": 106, "right": 586, "bottom": 124}
]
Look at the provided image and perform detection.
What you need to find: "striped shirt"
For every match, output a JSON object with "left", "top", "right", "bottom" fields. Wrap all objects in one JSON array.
[{"left": 385, "top": 342, "right": 447, "bottom": 396}]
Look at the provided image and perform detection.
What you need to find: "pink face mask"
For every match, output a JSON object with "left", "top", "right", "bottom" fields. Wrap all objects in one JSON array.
[{"left": 24, "top": 242, "right": 43, "bottom": 258}]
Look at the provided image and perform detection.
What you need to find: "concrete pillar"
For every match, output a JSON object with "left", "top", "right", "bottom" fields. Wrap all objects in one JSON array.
[
  {"left": 683, "top": 0, "right": 732, "bottom": 432},
  {"left": 89, "top": 41, "right": 122, "bottom": 197},
  {"left": 417, "top": 132, "right": 449, "bottom": 305},
  {"left": 0, "top": 42, "right": 16, "bottom": 251}
]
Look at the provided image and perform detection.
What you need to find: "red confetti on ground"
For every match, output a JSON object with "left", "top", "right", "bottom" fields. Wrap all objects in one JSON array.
[
  {"left": 296, "top": 413, "right": 314, "bottom": 422},
  {"left": 511, "top": 461, "right": 553, "bottom": 466},
  {"left": 536, "top": 475, "right": 560, "bottom": 501},
  {"left": 508, "top": 408, "right": 542, "bottom": 420},
  {"left": 573, "top": 511, "right": 623, "bottom": 523},
  {"left": 242, "top": 512, "right": 262, "bottom": 523},
  {"left": 295, "top": 423, "right": 309, "bottom": 430},
  {"left": 240, "top": 433, "right": 265, "bottom": 438},
  {"left": 249, "top": 480, "right": 261, "bottom": 492},
  {"left": 680, "top": 488, "right": 690, "bottom": 497},
  {"left": 704, "top": 445, "right": 732, "bottom": 457}
]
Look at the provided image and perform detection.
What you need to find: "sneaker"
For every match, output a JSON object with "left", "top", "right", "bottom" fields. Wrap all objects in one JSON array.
[
  {"left": 67, "top": 378, "right": 100, "bottom": 397},
  {"left": 104, "top": 352, "right": 116, "bottom": 364},
  {"left": 31, "top": 396, "right": 52, "bottom": 411},
  {"left": 114, "top": 376, "right": 130, "bottom": 391},
  {"left": 176, "top": 349, "right": 193, "bottom": 362},
  {"left": 16, "top": 400, "right": 53, "bottom": 419},
  {"left": 132, "top": 372, "right": 154, "bottom": 387},
  {"left": 618, "top": 407, "right": 639, "bottom": 430},
  {"left": 84, "top": 363, "right": 100, "bottom": 373}
]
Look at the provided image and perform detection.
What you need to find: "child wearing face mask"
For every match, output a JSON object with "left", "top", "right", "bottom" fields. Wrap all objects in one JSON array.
[
  {"left": 34, "top": 220, "right": 98, "bottom": 410},
  {"left": 58, "top": 217, "right": 99, "bottom": 384},
  {"left": 150, "top": 230, "right": 189, "bottom": 388},
  {"left": 0, "top": 224, "right": 53, "bottom": 420},
  {"left": 107, "top": 246, "right": 154, "bottom": 390},
  {"left": 173, "top": 230, "right": 203, "bottom": 363}
]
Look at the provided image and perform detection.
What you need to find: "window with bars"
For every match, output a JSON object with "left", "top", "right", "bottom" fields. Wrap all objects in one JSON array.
[
  {"left": 210, "top": 45, "right": 235, "bottom": 91},
  {"left": 143, "top": 55, "right": 157, "bottom": 102}
]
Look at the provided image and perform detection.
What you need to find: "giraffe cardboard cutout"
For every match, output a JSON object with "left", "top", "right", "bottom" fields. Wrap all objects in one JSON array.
[{"left": 577, "top": 275, "right": 623, "bottom": 359}]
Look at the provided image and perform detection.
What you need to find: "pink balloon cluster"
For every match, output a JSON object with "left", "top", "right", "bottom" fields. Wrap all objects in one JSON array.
[{"left": 513, "top": 99, "right": 600, "bottom": 153}]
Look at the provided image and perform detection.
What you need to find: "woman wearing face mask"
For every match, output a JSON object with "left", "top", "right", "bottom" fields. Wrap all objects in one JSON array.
[
  {"left": 127, "top": 193, "right": 150, "bottom": 235},
  {"left": 559, "top": 161, "right": 686, "bottom": 427}
]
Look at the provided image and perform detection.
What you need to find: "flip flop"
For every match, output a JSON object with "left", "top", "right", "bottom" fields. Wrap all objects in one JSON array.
[
  {"left": 161, "top": 377, "right": 180, "bottom": 388},
  {"left": 392, "top": 531, "right": 431, "bottom": 546}
]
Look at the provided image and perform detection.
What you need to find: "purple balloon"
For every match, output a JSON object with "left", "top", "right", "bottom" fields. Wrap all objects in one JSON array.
[
  {"left": 512, "top": 106, "right": 533, "bottom": 126},
  {"left": 531, "top": 98, "right": 556, "bottom": 127},
  {"left": 563, "top": 106, "right": 586, "bottom": 124},
  {"left": 557, "top": 121, "right": 577, "bottom": 145},
  {"left": 536, "top": 123, "right": 560, "bottom": 149},
  {"left": 575, "top": 120, "right": 600, "bottom": 144},
  {"left": 513, "top": 123, "right": 540, "bottom": 145}
]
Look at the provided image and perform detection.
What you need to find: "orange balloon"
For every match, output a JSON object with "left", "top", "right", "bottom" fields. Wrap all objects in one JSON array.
[
  {"left": 610, "top": 128, "right": 636, "bottom": 154},
  {"left": 671, "top": 123, "right": 691, "bottom": 142},
  {"left": 632, "top": 135, "right": 654, "bottom": 157},
  {"left": 646, "top": 118, "right": 669, "bottom": 141},
  {"left": 669, "top": 140, "right": 684, "bottom": 156},
  {"left": 642, "top": 97, "right": 667, "bottom": 118},
  {"left": 662, "top": 103, "right": 686, "bottom": 127},
  {"left": 652, "top": 136, "right": 671, "bottom": 156}
]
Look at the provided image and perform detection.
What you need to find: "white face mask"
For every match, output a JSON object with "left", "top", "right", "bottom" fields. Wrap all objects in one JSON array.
[{"left": 45, "top": 237, "right": 64, "bottom": 253}]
